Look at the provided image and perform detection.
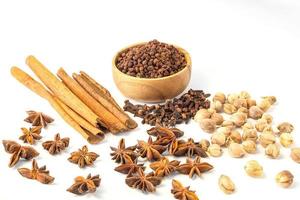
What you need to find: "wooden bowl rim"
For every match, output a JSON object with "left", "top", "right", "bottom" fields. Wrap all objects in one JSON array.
[{"left": 112, "top": 42, "right": 191, "bottom": 81}]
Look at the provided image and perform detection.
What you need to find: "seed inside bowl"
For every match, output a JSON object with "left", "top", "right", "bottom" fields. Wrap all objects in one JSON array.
[{"left": 116, "top": 39, "right": 187, "bottom": 78}]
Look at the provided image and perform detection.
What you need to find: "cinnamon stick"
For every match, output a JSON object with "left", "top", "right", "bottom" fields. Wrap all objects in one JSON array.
[
  {"left": 73, "top": 72, "right": 137, "bottom": 129},
  {"left": 25, "top": 55, "right": 100, "bottom": 128},
  {"left": 57, "top": 68, "right": 128, "bottom": 133},
  {"left": 10, "top": 66, "right": 104, "bottom": 144}
]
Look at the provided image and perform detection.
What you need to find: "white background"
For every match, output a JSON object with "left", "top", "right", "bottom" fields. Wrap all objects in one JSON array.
[{"left": 0, "top": 0, "right": 300, "bottom": 199}]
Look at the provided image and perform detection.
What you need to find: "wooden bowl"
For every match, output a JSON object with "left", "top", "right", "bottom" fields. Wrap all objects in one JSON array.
[{"left": 112, "top": 42, "right": 192, "bottom": 102}]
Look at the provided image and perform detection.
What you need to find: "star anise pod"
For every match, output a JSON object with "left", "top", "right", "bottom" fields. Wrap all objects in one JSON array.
[
  {"left": 42, "top": 133, "right": 70, "bottom": 155},
  {"left": 19, "top": 126, "right": 42, "bottom": 144},
  {"left": 2, "top": 140, "right": 39, "bottom": 167},
  {"left": 176, "top": 156, "right": 213, "bottom": 178},
  {"left": 150, "top": 157, "right": 180, "bottom": 177},
  {"left": 171, "top": 179, "right": 199, "bottom": 200},
  {"left": 18, "top": 159, "right": 55, "bottom": 184},
  {"left": 125, "top": 168, "right": 162, "bottom": 192},
  {"left": 110, "top": 138, "right": 138, "bottom": 164},
  {"left": 173, "top": 138, "right": 208, "bottom": 158},
  {"left": 114, "top": 157, "right": 145, "bottom": 176},
  {"left": 68, "top": 145, "right": 99, "bottom": 168},
  {"left": 24, "top": 110, "right": 54, "bottom": 128},
  {"left": 147, "top": 126, "right": 184, "bottom": 138},
  {"left": 137, "top": 137, "right": 167, "bottom": 161},
  {"left": 67, "top": 174, "right": 101, "bottom": 195}
]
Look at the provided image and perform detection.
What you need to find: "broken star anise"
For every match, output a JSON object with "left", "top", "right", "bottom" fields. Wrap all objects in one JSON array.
[
  {"left": 114, "top": 157, "right": 145, "bottom": 176},
  {"left": 137, "top": 137, "right": 167, "bottom": 161},
  {"left": 110, "top": 138, "right": 138, "bottom": 164},
  {"left": 173, "top": 138, "right": 208, "bottom": 158},
  {"left": 171, "top": 179, "right": 199, "bottom": 200},
  {"left": 24, "top": 110, "right": 54, "bottom": 128},
  {"left": 125, "top": 168, "right": 162, "bottom": 192},
  {"left": 150, "top": 157, "right": 180, "bottom": 177},
  {"left": 68, "top": 145, "right": 99, "bottom": 168},
  {"left": 2, "top": 140, "right": 39, "bottom": 167},
  {"left": 67, "top": 174, "right": 101, "bottom": 195},
  {"left": 42, "top": 133, "right": 70, "bottom": 155},
  {"left": 176, "top": 156, "right": 213, "bottom": 178},
  {"left": 18, "top": 159, "right": 55, "bottom": 184},
  {"left": 19, "top": 126, "right": 42, "bottom": 144}
]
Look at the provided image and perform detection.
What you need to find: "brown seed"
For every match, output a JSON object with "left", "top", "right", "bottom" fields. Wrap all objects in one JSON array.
[{"left": 275, "top": 170, "right": 294, "bottom": 188}]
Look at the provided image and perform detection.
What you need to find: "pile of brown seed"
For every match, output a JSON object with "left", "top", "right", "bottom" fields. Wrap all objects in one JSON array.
[{"left": 116, "top": 40, "right": 187, "bottom": 78}]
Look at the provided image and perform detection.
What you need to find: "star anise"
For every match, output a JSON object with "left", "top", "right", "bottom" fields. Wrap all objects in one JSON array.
[
  {"left": 176, "top": 156, "right": 213, "bottom": 178},
  {"left": 68, "top": 145, "right": 99, "bottom": 168},
  {"left": 147, "top": 126, "right": 184, "bottom": 139},
  {"left": 18, "top": 159, "right": 55, "bottom": 184},
  {"left": 137, "top": 137, "right": 167, "bottom": 161},
  {"left": 150, "top": 157, "right": 180, "bottom": 177},
  {"left": 24, "top": 110, "right": 54, "bottom": 128},
  {"left": 19, "top": 126, "right": 42, "bottom": 144},
  {"left": 2, "top": 140, "right": 39, "bottom": 167},
  {"left": 125, "top": 168, "right": 162, "bottom": 192},
  {"left": 67, "top": 174, "right": 101, "bottom": 195},
  {"left": 173, "top": 138, "right": 208, "bottom": 158},
  {"left": 110, "top": 138, "right": 138, "bottom": 164},
  {"left": 171, "top": 179, "right": 199, "bottom": 200},
  {"left": 114, "top": 157, "right": 145, "bottom": 176},
  {"left": 42, "top": 133, "right": 70, "bottom": 155}
]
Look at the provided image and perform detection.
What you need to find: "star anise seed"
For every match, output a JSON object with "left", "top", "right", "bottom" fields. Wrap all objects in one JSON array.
[
  {"left": 18, "top": 159, "right": 55, "bottom": 184},
  {"left": 171, "top": 179, "right": 199, "bottom": 200},
  {"left": 24, "top": 110, "right": 54, "bottom": 128},
  {"left": 110, "top": 138, "right": 138, "bottom": 164},
  {"left": 67, "top": 174, "right": 101, "bottom": 195},
  {"left": 114, "top": 157, "right": 145, "bottom": 176},
  {"left": 173, "top": 138, "right": 208, "bottom": 158},
  {"left": 42, "top": 133, "right": 70, "bottom": 155},
  {"left": 150, "top": 157, "right": 180, "bottom": 177},
  {"left": 68, "top": 145, "right": 99, "bottom": 168},
  {"left": 137, "top": 137, "right": 167, "bottom": 161},
  {"left": 176, "top": 156, "right": 213, "bottom": 178},
  {"left": 19, "top": 126, "right": 42, "bottom": 144}
]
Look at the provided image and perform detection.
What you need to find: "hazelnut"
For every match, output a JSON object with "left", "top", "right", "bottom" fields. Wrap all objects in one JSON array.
[
  {"left": 194, "top": 109, "right": 211, "bottom": 122},
  {"left": 211, "top": 100, "right": 223, "bottom": 113},
  {"left": 231, "top": 112, "right": 247, "bottom": 127},
  {"left": 255, "top": 119, "right": 269, "bottom": 132},
  {"left": 279, "top": 133, "right": 293, "bottom": 148},
  {"left": 244, "top": 160, "right": 263, "bottom": 177},
  {"left": 199, "top": 118, "right": 216, "bottom": 133},
  {"left": 211, "top": 113, "right": 224, "bottom": 125},
  {"left": 218, "top": 175, "right": 235, "bottom": 194},
  {"left": 275, "top": 170, "right": 294, "bottom": 188},
  {"left": 211, "top": 132, "right": 227, "bottom": 146},
  {"left": 208, "top": 144, "right": 222, "bottom": 157},
  {"left": 259, "top": 133, "right": 276, "bottom": 148},
  {"left": 277, "top": 122, "right": 294, "bottom": 133},
  {"left": 265, "top": 144, "right": 280, "bottom": 159},
  {"left": 242, "top": 129, "right": 258, "bottom": 142},
  {"left": 239, "top": 91, "right": 251, "bottom": 99},
  {"left": 242, "top": 140, "right": 257, "bottom": 154},
  {"left": 248, "top": 106, "right": 264, "bottom": 119},
  {"left": 221, "top": 120, "right": 235, "bottom": 130},
  {"left": 199, "top": 139, "right": 210, "bottom": 151},
  {"left": 224, "top": 103, "right": 237, "bottom": 115},
  {"left": 228, "top": 143, "right": 245, "bottom": 158},
  {"left": 213, "top": 92, "right": 226, "bottom": 104},
  {"left": 261, "top": 113, "right": 273, "bottom": 124},
  {"left": 290, "top": 148, "right": 300, "bottom": 163}
]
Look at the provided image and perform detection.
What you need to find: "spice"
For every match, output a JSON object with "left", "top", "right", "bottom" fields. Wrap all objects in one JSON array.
[
  {"left": 199, "top": 139, "right": 210, "bottom": 151},
  {"left": 242, "top": 140, "right": 257, "bottom": 154},
  {"left": 68, "top": 145, "right": 99, "bottom": 168},
  {"left": 211, "top": 132, "right": 226, "bottom": 146},
  {"left": 199, "top": 118, "right": 216, "bottom": 133},
  {"left": 208, "top": 144, "right": 222, "bottom": 157},
  {"left": 248, "top": 106, "right": 264, "bottom": 119},
  {"left": 230, "top": 112, "right": 247, "bottom": 127},
  {"left": 259, "top": 133, "right": 276, "bottom": 148},
  {"left": 176, "top": 156, "right": 213, "bottom": 178},
  {"left": 18, "top": 159, "right": 54, "bottom": 184},
  {"left": 24, "top": 110, "right": 54, "bottom": 128},
  {"left": 244, "top": 160, "right": 263, "bottom": 177},
  {"left": 275, "top": 170, "right": 294, "bottom": 188},
  {"left": 213, "top": 92, "right": 226, "bottom": 104},
  {"left": 242, "top": 129, "right": 258, "bottom": 142},
  {"left": 2, "top": 140, "right": 39, "bottom": 167},
  {"left": 150, "top": 157, "right": 180, "bottom": 177},
  {"left": 194, "top": 109, "right": 212, "bottom": 122},
  {"left": 116, "top": 40, "right": 186, "bottom": 78},
  {"left": 277, "top": 122, "right": 294, "bottom": 133},
  {"left": 173, "top": 138, "right": 207, "bottom": 158},
  {"left": 42, "top": 133, "right": 70, "bottom": 155},
  {"left": 290, "top": 148, "right": 300, "bottom": 163},
  {"left": 19, "top": 126, "right": 42, "bottom": 144},
  {"left": 279, "top": 133, "right": 293, "bottom": 148},
  {"left": 110, "top": 138, "right": 137, "bottom": 164},
  {"left": 228, "top": 143, "right": 245, "bottom": 158},
  {"left": 218, "top": 175, "right": 235, "bottom": 194},
  {"left": 223, "top": 103, "right": 237, "bottom": 114},
  {"left": 114, "top": 158, "right": 145, "bottom": 176},
  {"left": 255, "top": 119, "right": 269, "bottom": 132},
  {"left": 265, "top": 144, "right": 280, "bottom": 159},
  {"left": 124, "top": 89, "right": 210, "bottom": 127},
  {"left": 226, "top": 130, "right": 242, "bottom": 145},
  {"left": 137, "top": 137, "right": 166, "bottom": 161},
  {"left": 67, "top": 174, "right": 101, "bottom": 195},
  {"left": 125, "top": 168, "right": 162, "bottom": 192},
  {"left": 261, "top": 113, "right": 273, "bottom": 124},
  {"left": 171, "top": 179, "right": 199, "bottom": 200}
]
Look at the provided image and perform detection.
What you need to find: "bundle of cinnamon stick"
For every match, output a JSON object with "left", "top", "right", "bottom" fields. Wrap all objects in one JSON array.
[{"left": 11, "top": 56, "right": 137, "bottom": 144}]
